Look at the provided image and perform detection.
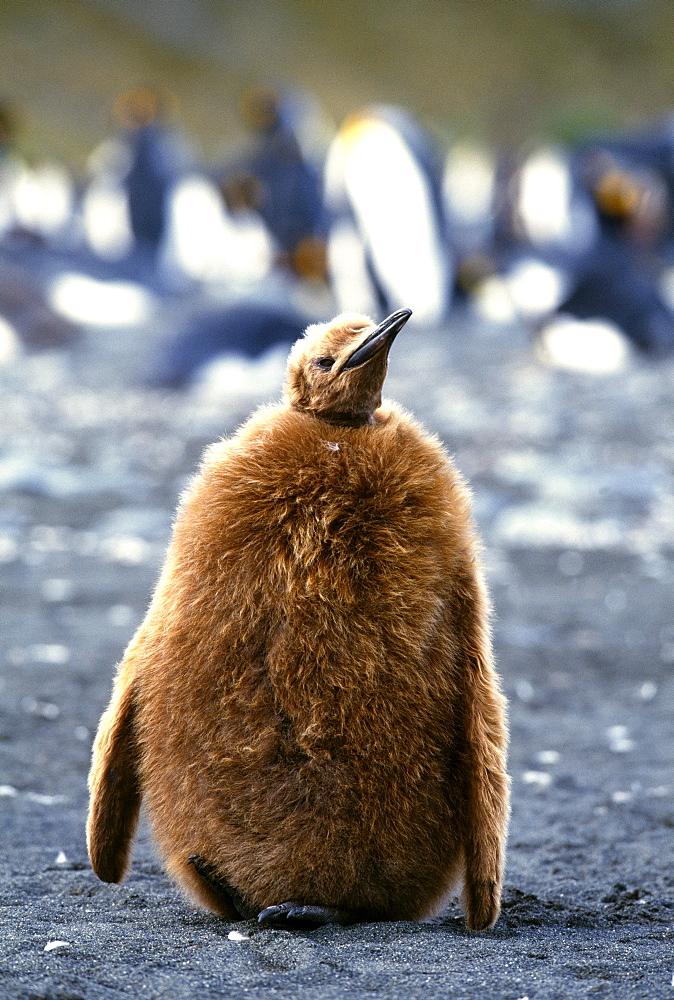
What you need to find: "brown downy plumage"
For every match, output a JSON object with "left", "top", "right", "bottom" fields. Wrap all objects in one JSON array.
[{"left": 87, "top": 308, "right": 510, "bottom": 930}]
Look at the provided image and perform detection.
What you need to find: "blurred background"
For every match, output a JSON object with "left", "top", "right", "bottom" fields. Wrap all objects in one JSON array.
[
  {"left": 3, "top": 0, "right": 674, "bottom": 163},
  {"left": 2, "top": 0, "right": 674, "bottom": 373}
]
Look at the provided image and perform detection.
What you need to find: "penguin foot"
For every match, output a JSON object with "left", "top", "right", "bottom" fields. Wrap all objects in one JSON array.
[
  {"left": 187, "top": 855, "right": 256, "bottom": 920},
  {"left": 257, "top": 902, "right": 354, "bottom": 929}
]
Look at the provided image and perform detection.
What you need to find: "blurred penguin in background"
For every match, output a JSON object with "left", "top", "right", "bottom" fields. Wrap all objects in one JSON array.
[
  {"left": 116, "top": 87, "right": 190, "bottom": 259},
  {"left": 576, "top": 117, "right": 674, "bottom": 251},
  {"left": 450, "top": 145, "right": 596, "bottom": 328},
  {"left": 146, "top": 299, "right": 308, "bottom": 389},
  {"left": 218, "top": 87, "right": 332, "bottom": 284},
  {"left": 325, "top": 105, "right": 453, "bottom": 326},
  {"left": 0, "top": 99, "right": 75, "bottom": 252},
  {"left": 83, "top": 87, "right": 192, "bottom": 274},
  {"left": 557, "top": 147, "right": 674, "bottom": 355}
]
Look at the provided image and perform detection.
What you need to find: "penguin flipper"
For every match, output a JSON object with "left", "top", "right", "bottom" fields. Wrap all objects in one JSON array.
[
  {"left": 462, "top": 878, "right": 502, "bottom": 932},
  {"left": 257, "top": 902, "right": 356, "bottom": 929},
  {"left": 461, "top": 649, "right": 510, "bottom": 932},
  {"left": 87, "top": 676, "right": 142, "bottom": 884}
]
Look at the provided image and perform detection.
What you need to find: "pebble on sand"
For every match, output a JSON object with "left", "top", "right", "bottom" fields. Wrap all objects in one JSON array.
[
  {"left": 638, "top": 680, "right": 658, "bottom": 701},
  {"left": 522, "top": 771, "right": 552, "bottom": 788},
  {"left": 611, "top": 790, "right": 634, "bottom": 804},
  {"left": 0, "top": 534, "right": 19, "bottom": 562},
  {"left": 41, "top": 578, "right": 74, "bottom": 602},
  {"left": 227, "top": 930, "right": 250, "bottom": 942},
  {"left": 606, "top": 725, "right": 635, "bottom": 753},
  {"left": 515, "top": 679, "right": 535, "bottom": 703},
  {"left": 21, "top": 697, "right": 60, "bottom": 719},
  {"left": 25, "top": 792, "right": 67, "bottom": 805},
  {"left": 660, "top": 643, "right": 674, "bottom": 664},
  {"left": 44, "top": 940, "right": 70, "bottom": 952},
  {"left": 107, "top": 604, "right": 135, "bottom": 627},
  {"left": 99, "top": 535, "right": 152, "bottom": 565},
  {"left": 30, "top": 644, "right": 71, "bottom": 665}
]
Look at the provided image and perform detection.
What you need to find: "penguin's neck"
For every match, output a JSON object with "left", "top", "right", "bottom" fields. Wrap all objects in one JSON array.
[
  {"left": 312, "top": 408, "right": 375, "bottom": 428},
  {"left": 289, "top": 401, "right": 377, "bottom": 428}
]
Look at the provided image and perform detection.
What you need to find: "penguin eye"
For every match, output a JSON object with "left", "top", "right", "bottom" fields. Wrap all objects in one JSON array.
[{"left": 315, "top": 357, "right": 335, "bottom": 370}]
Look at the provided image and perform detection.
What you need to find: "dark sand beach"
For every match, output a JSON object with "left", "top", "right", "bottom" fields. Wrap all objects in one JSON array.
[{"left": 0, "top": 284, "right": 672, "bottom": 999}]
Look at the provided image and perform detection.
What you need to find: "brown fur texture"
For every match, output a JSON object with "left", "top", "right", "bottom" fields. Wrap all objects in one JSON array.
[{"left": 87, "top": 311, "right": 510, "bottom": 929}]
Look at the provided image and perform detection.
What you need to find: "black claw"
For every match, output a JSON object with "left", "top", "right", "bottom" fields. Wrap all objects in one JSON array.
[{"left": 257, "top": 902, "right": 294, "bottom": 925}]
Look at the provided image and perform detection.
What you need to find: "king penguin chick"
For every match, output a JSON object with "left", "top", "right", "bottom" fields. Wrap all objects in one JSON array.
[{"left": 87, "top": 308, "right": 510, "bottom": 931}]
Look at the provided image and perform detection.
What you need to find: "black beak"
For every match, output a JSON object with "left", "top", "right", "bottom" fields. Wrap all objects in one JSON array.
[{"left": 340, "top": 309, "right": 412, "bottom": 372}]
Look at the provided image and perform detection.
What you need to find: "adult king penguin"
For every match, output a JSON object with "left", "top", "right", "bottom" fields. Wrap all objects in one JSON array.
[{"left": 87, "top": 308, "right": 509, "bottom": 931}]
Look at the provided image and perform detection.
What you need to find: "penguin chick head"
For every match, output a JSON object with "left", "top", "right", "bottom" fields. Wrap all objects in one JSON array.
[{"left": 285, "top": 308, "right": 412, "bottom": 425}]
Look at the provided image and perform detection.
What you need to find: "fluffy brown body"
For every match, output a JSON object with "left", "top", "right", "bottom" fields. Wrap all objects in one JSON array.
[{"left": 87, "top": 310, "right": 509, "bottom": 930}]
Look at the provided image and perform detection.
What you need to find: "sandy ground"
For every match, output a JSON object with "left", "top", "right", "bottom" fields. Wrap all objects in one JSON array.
[{"left": 0, "top": 273, "right": 672, "bottom": 999}]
